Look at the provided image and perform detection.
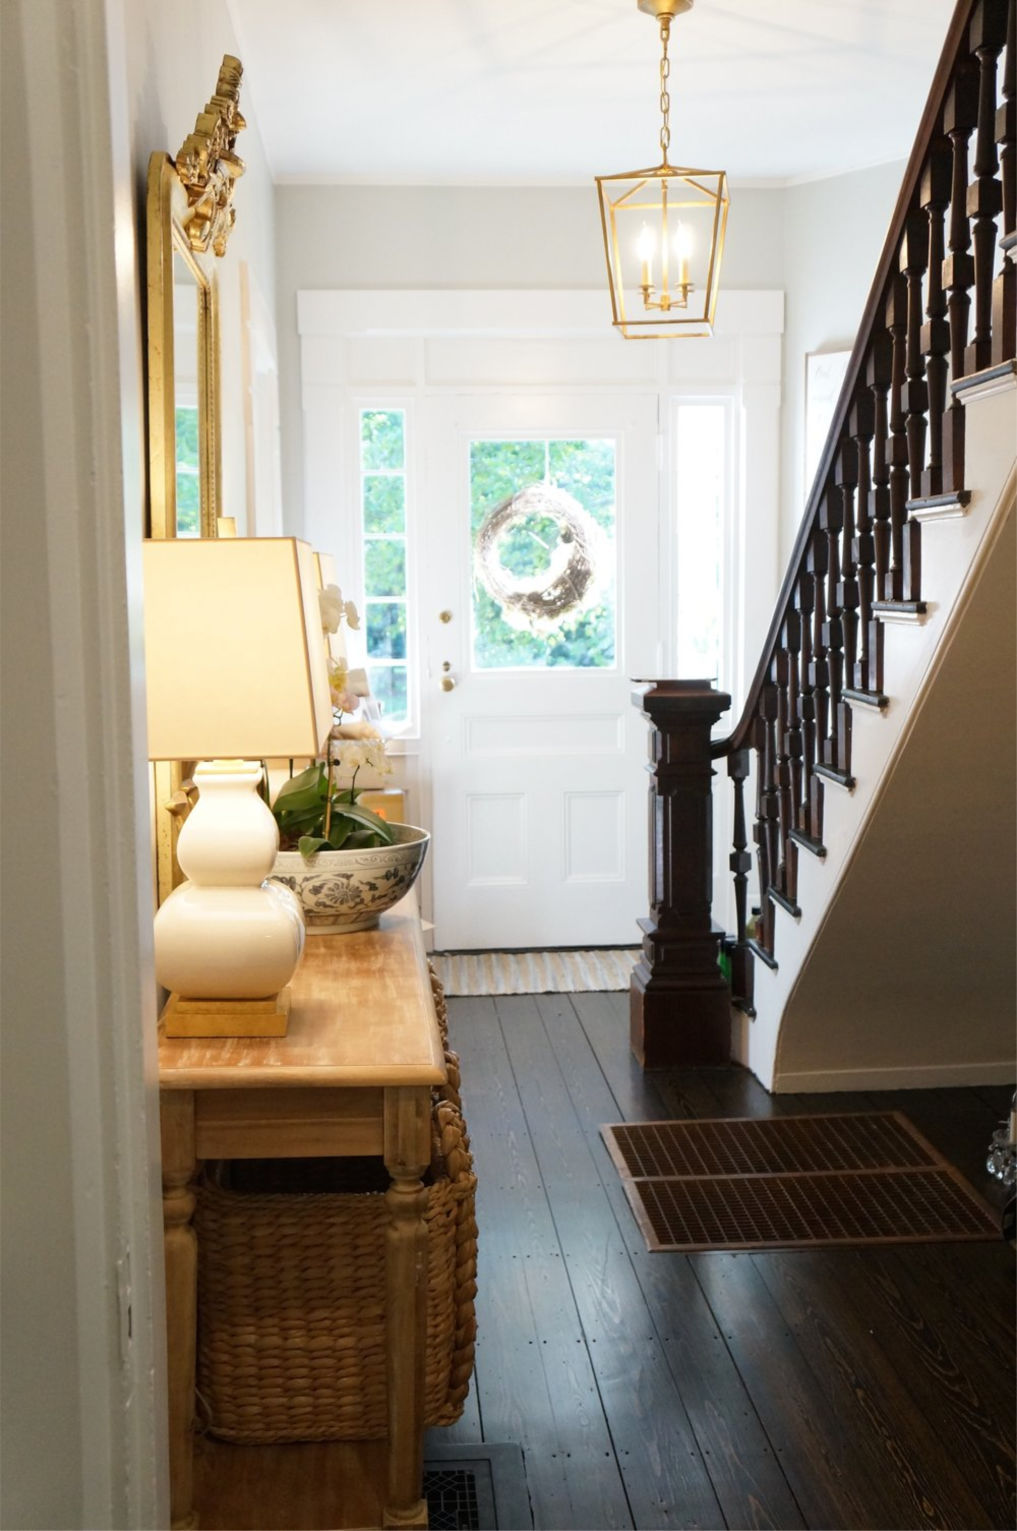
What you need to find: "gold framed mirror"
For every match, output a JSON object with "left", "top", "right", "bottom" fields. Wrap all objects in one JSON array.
[
  {"left": 146, "top": 151, "right": 221, "bottom": 539},
  {"left": 146, "top": 56, "right": 245, "bottom": 901}
]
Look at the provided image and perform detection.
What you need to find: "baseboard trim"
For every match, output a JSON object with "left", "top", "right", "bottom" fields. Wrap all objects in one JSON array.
[{"left": 774, "top": 1059, "right": 1017, "bottom": 1092}]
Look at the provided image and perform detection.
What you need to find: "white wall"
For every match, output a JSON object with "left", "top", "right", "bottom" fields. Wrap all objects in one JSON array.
[
  {"left": 0, "top": 0, "right": 282, "bottom": 1526},
  {"left": 2, "top": 2, "right": 163, "bottom": 1525},
  {"left": 274, "top": 183, "right": 787, "bottom": 537},
  {"left": 778, "top": 508, "right": 1016, "bottom": 1087},
  {"left": 778, "top": 160, "right": 905, "bottom": 565},
  {"left": 273, "top": 169, "right": 906, "bottom": 578}
]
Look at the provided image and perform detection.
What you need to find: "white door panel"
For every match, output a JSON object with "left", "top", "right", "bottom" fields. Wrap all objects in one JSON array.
[{"left": 422, "top": 394, "right": 658, "bottom": 949}]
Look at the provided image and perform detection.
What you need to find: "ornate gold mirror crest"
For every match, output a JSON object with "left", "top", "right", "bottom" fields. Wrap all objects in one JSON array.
[{"left": 146, "top": 55, "right": 245, "bottom": 903}]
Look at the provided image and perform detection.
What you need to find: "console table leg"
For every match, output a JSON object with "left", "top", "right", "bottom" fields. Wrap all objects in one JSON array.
[
  {"left": 383, "top": 1088, "right": 430, "bottom": 1529},
  {"left": 161, "top": 1091, "right": 199, "bottom": 1530}
]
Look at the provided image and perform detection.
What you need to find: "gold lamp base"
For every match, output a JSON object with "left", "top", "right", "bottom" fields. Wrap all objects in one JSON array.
[{"left": 161, "top": 987, "right": 292, "bottom": 1039}]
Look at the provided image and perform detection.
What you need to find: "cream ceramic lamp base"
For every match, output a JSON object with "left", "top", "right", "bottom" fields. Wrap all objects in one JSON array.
[{"left": 155, "top": 761, "right": 306, "bottom": 1037}]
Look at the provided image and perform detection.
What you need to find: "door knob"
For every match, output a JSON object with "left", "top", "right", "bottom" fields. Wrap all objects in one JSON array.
[
  {"left": 439, "top": 609, "right": 453, "bottom": 624},
  {"left": 440, "top": 661, "right": 456, "bottom": 692}
]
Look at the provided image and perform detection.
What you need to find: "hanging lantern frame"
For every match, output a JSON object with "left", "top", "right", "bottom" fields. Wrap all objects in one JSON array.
[
  {"left": 596, "top": 162, "right": 728, "bottom": 338},
  {"left": 596, "top": 0, "right": 729, "bottom": 339}
]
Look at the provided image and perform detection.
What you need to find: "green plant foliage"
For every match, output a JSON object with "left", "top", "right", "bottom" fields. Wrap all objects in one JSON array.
[
  {"left": 468, "top": 436, "right": 617, "bottom": 670},
  {"left": 364, "top": 539, "right": 406, "bottom": 597},
  {"left": 497, "top": 512, "right": 559, "bottom": 578},
  {"left": 272, "top": 762, "right": 394, "bottom": 857},
  {"left": 175, "top": 406, "right": 200, "bottom": 537},
  {"left": 366, "top": 601, "right": 407, "bottom": 659},
  {"left": 363, "top": 473, "right": 405, "bottom": 533},
  {"left": 361, "top": 409, "right": 404, "bottom": 471},
  {"left": 469, "top": 440, "right": 545, "bottom": 533},
  {"left": 549, "top": 439, "right": 616, "bottom": 528}
]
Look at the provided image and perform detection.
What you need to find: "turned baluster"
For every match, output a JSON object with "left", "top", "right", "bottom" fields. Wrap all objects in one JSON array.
[
  {"left": 965, "top": 0, "right": 1009, "bottom": 375},
  {"left": 807, "top": 529, "right": 830, "bottom": 840},
  {"left": 754, "top": 693, "right": 779, "bottom": 956},
  {"left": 942, "top": 56, "right": 980, "bottom": 489},
  {"left": 899, "top": 209, "right": 930, "bottom": 602},
  {"left": 773, "top": 647, "right": 794, "bottom": 904},
  {"left": 833, "top": 436, "right": 860, "bottom": 698},
  {"left": 727, "top": 748, "right": 752, "bottom": 1002},
  {"left": 867, "top": 328, "right": 893, "bottom": 615},
  {"left": 819, "top": 488, "right": 847, "bottom": 772},
  {"left": 784, "top": 605, "right": 804, "bottom": 863},
  {"left": 921, "top": 136, "right": 955, "bottom": 496},
  {"left": 850, "top": 389, "right": 881, "bottom": 693},
  {"left": 992, "top": 0, "right": 1016, "bottom": 364},
  {"left": 900, "top": 208, "right": 931, "bottom": 500},
  {"left": 795, "top": 571, "right": 818, "bottom": 841},
  {"left": 884, "top": 272, "right": 910, "bottom": 601}
]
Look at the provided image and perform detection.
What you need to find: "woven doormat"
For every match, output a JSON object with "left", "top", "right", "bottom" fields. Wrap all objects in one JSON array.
[
  {"left": 602, "top": 1112, "right": 1000, "bottom": 1252},
  {"left": 431, "top": 948, "right": 638, "bottom": 996}
]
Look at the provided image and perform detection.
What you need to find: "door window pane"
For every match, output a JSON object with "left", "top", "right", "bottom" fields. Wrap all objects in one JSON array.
[{"left": 469, "top": 437, "right": 617, "bottom": 671}]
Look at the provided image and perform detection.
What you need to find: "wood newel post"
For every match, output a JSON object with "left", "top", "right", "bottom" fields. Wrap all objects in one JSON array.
[{"left": 630, "top": 679, "right": 732, "bottom": 1069}]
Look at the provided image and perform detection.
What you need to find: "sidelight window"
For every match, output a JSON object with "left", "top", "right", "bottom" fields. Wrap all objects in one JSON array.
[{"left": 359, "top": 408, "right": 410, "bottom": 728}]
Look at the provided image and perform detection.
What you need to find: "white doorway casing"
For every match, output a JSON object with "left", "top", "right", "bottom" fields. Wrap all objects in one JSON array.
[{"left": 299, "top": 290, "right": 783, "bottom": 948}]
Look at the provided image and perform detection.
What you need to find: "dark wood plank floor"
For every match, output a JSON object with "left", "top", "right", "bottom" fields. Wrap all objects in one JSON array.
[{"left": 428, "top": 991, "right": 1016, "bottom": 1530}]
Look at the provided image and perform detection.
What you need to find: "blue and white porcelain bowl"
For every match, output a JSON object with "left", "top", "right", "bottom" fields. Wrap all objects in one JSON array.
[{"left": 270, "top": 823, "right": 430, "bottom": 934}]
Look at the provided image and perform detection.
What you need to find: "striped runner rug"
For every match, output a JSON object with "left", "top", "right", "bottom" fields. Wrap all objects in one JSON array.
[{"left": 431, "top": 948, "right": 639, "bottom": 996}]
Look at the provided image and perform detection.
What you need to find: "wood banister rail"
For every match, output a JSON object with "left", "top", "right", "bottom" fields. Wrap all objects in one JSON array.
[{"left": 711, "top": 0, "right": 1015, "bottom": 1007}]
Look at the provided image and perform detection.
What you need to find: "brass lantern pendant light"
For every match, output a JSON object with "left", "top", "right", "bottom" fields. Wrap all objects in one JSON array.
[{"left": 596, "top": 0, "right": 728, "bottom": 338}]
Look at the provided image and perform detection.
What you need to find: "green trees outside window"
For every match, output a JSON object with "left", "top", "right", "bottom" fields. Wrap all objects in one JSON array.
[
  {"left": 174, "top": 406, "right": 200, "bottom": 537},
  {"left": 360, "top": 409, "right": 409, "bottom": 726},
  {"left": 469, "top": 437, "right": 617, "bottom": 670}
]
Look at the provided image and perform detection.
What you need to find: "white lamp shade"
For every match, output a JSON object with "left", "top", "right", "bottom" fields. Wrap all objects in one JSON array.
[{"left": 142, "top": 537, "right": 333, "bottom": 761}]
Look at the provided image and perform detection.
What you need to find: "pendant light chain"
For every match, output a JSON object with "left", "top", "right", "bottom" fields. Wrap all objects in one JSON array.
[{"left": 658, "top": 16, "right": 671, "bottom": 164}]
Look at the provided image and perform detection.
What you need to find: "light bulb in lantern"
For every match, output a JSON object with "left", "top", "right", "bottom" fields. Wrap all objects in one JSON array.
[
  {"left": 674, "top": 221, "right": 694, "bottom": 291},
  {"left": 636, "top": 222, "right": 655, "bottom": 289}
]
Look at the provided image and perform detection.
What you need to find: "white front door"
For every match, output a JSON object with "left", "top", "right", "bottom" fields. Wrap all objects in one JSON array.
[{"left": 421, "top": 393, "right": 660, "bottom": 950}]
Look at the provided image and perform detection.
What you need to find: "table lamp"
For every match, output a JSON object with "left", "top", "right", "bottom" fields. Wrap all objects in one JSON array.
[{"left": 143, "top": 537, "right": 333, "bottom": 1037}]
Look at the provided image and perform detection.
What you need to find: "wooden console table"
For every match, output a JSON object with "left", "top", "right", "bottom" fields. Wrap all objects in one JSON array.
[{"left": 158, "top": 891, "right": 445, "bottom": 1530}]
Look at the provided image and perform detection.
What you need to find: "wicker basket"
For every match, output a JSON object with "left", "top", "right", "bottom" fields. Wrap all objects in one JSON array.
[{"left": 194, "top": 1044, "right": 477, "bottom": 1445}]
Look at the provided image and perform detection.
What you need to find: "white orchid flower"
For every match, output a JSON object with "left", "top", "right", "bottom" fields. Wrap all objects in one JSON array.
[{"left": 319, "top": 583, "right": 345, "bottom": 633}]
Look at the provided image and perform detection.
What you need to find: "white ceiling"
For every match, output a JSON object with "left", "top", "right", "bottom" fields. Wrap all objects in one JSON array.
[{"left": 227, "top": 0, "right": 956, "bottom": 186}]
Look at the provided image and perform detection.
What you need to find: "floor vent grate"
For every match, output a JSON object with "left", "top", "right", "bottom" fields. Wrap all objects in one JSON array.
[
  {"left": 602, "top": 1112, "right": 1000, "bottom": 1252},
  {"left": 424, "top": 1467, "right": 483, "bottom": 1530},
  {"left": 423, "top": 1442, "right": 532, "bottom": 1530}
]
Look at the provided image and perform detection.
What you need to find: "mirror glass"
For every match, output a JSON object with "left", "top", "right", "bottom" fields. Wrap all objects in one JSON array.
[
  {"left": 145, "top": 150, "right": 219, "bottom": 543},
  {"left": 172, "top": 248, "right": 201, "bottom": 538}
]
